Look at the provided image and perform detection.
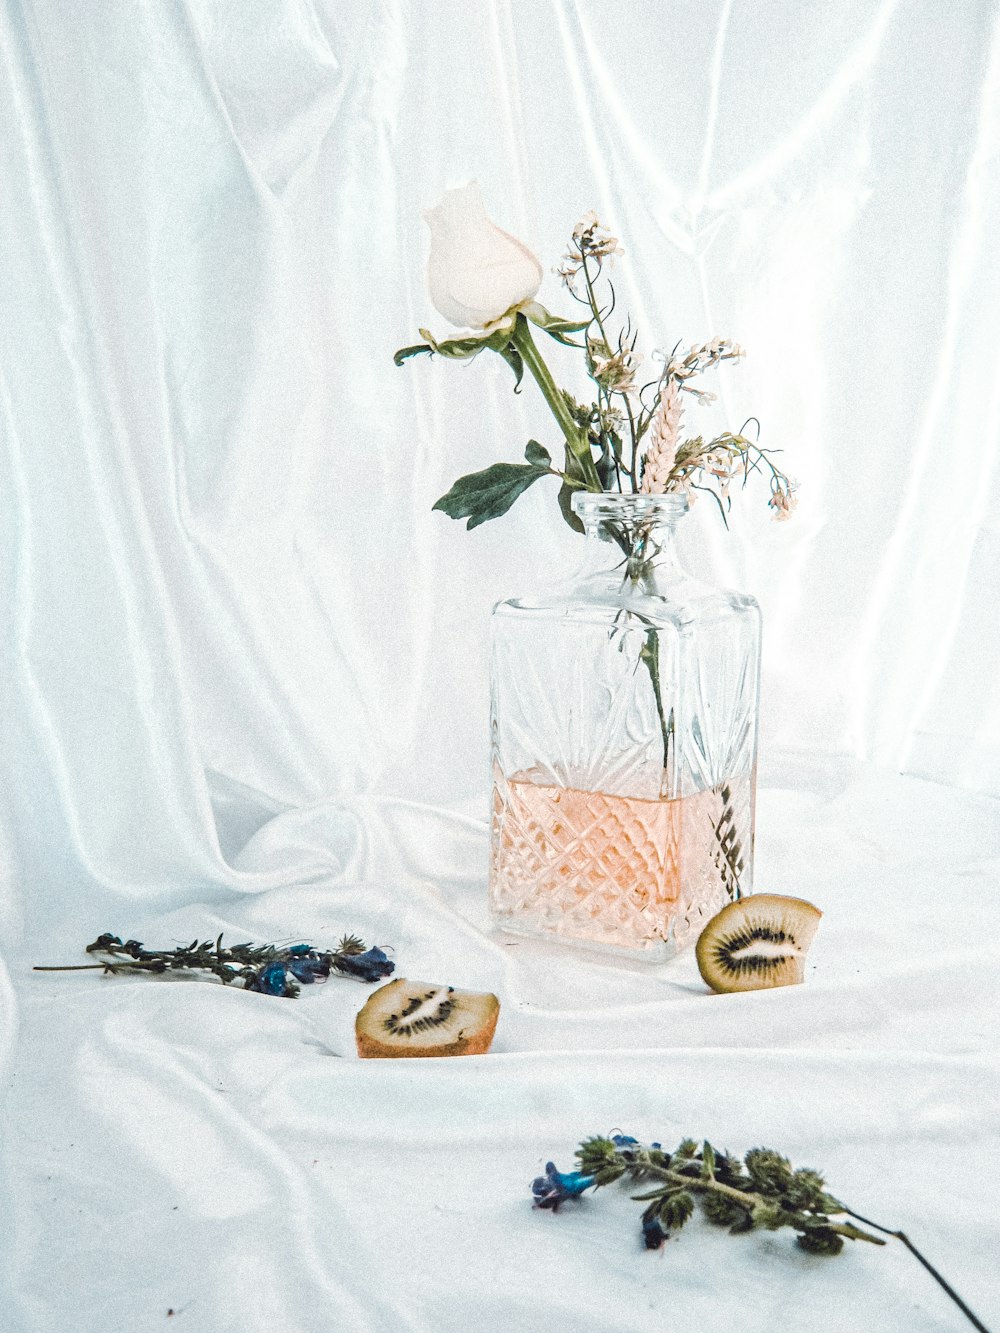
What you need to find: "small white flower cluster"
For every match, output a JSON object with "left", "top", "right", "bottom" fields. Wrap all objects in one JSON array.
[
  {"left": 666, "top": 439, "right": 744, "bottom": 507},
  {"left": 640, "top": 340, "right": 743, "bottom": 492},
  {"left": 589, "top": 337, "right": 642, "bottom": 396},
  {"left": 556, "top": 212, "right": 624, "bottom": 285},
  {"left": 768, "top": 482, "right": 799, "bottom": 521},
  {"left": 648, "top": 432, "right": 799, "bottom": 522},
  {"left": 660, "top": 338, "right": 745, "bottom": 406},
  {"left": 637, "top": 338, "right": 796, "bottom": 520}
]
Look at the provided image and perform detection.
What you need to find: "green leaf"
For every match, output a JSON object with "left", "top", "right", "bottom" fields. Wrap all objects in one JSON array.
[
  {"left": 702, "top": 1192, "right": 752, "bottom": 1229},
  {"left": 418, "top": 327, "right": 499, "bottom": 360},
  {"left": 393, "top": 342, "right": 434, "bottom": 367},
  {"left": 558, "top": 479, "right": 584, "bottom": 534},
  {"left": 592, "top": 1165, "right": 627, "bottom": 1187},
  {"left": 396, "top": 325, "right": 525, "bottom": 386},
  {"left": 594, "top": 439, "right": 617, "bottom": 490},
  {"left": 523, "top": 300, "right": 590, "bottom": 345},
  {"left": 659, "top": 1191, "right": 696, "bottom": 1230},
  {"left": 701, "top": 1142, "right": 716, "bottom": 1180},
  {"left": 433, "top": 461, "right": 551, "bottom": 530},
  {"left": 524, "top": 440, "right": 551, "bottom": 467},
  {"left": 557, "top": 446, "right": 601, "bottom": 534},
  {"left": 576, "top": 1136, "right": 618, "bottom": 1172},
  {"left": 497, "top": 341, "right": 525, "bottom": 391}
]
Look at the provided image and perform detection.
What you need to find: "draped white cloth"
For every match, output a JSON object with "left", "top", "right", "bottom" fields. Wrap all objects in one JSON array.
[{"left": 1, "top": 2, "right": 998, "bottom": 1329}]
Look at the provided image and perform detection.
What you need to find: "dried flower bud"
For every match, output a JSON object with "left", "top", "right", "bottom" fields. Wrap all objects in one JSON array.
[
  {"left": 769, "top": 487, "right": 799, "bottom": 521},
  {"left": 572, "top": 210, "right": 601, "bottom": 239},
  {"left": 702, "top": 1192, "right": 752, "bottom": 1229},
  {"left": 589, "top": 339, "right": 642, "bottom": 395},
  {"left": 751, "top": 1201, "right": 787, "bottom": 1230},
  {"left": 594, "top": 1165, "right": 627, "bottom": 1186},
  {"left": 783, "top": 1168, "right": 829, "bottom": 1211},
  {"left": 797, "top": 1228, "right": 845, "bottom": 1256},
  {"left": 745, "top": 1149, "right": 794, "bottom": 1194},
  {"left": 658, "top": 1191, "right": 695, "bottom": 1230}
]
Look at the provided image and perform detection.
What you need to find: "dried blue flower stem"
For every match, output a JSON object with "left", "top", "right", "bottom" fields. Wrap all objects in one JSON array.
[
  {"left": 34, "top": 933, "right": 395, "bottom": 998},
  {"left": 840, "top": 1207, "right": 990, "bottom": 1333},
  {"left": 531, "top": 1161, "right": 596, "bottom": 1210},
  {"left": 532, "top": 1135, "right": 989, "bottom": 1331}
]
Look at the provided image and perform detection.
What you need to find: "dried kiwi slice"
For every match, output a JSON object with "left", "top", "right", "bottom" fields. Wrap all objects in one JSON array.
[
  {"left": 695, "top": 894, "right": 822, "bottom": 994},
  {"left": 355, "top": 978, "right": 500, "bottom": 1058}
]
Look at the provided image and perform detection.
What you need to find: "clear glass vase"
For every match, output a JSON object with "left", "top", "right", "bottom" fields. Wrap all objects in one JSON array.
[{"left": 488, "top": 492, "right": 761, "bottom": 961}]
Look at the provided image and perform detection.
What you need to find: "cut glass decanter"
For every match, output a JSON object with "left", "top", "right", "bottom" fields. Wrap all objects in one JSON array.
[{"left": 489, "top": 492, "right": 761, "bottom": 960}]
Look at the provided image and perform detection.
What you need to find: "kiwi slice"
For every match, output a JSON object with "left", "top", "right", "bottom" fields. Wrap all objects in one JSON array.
[
  {"left": 355, "top": 978, "right": 500, "bottom": 1058},
  {"left": 695, "top": 894, "right": 822, "bottom": 994}
]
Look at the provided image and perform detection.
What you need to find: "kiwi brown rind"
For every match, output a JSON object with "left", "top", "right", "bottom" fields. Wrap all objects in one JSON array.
[
  {"left": 355, "top": 978, "right": 500, "bottom": 1058},
  {"left": 695, "top": 894, "right": 822, "bottom": 994}
]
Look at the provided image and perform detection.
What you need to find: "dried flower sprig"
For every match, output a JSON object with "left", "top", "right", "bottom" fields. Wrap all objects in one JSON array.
[
  {"left": 636, "top": 338, "right": 797, "bottom": 523},
  {"left": 639, "top": 378, "right": 682, "bottom": 494},
  {"left": 396, "top": 196, "right": 799, "bottom": 782},
  {"left": 34, "top": 933, "right": 395, "bottom": 998},
  {"left": 555, "top": 211, "right": 624, "bottom": 284},
  {"left": 398, "top": 203, "right": 795, "bottom": 532},
  {"left": 532, "top": 1134, "right": 989, "bottom": 1332}
]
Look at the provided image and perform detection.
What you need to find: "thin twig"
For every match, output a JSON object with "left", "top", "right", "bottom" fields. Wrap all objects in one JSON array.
[
  {"left": 843, "top": 1209, "right": 991, "bottom": 1332},
  {"left": 34, "top": 964, "right": 114, "bottom": 972}
]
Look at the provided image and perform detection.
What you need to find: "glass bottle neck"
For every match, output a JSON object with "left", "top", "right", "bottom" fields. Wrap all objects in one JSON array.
[{"left": 574, "top": 493, "right": 689, "bottom": 589}]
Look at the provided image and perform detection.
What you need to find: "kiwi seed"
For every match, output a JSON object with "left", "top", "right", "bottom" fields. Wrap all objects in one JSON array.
[
  {"left": 356, "top": 978, "right": 500, "bottom": 1059},
  {"left": 695, "top": 894, "right": 822, "bottom": 994},
  {"left": 383, "top": 987, "right": 455, "bottom": 1037}
]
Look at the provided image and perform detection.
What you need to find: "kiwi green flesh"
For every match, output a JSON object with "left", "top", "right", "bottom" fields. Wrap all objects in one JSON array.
[{"left": 696, "top": 895, "right": 821, "bottom": 994}]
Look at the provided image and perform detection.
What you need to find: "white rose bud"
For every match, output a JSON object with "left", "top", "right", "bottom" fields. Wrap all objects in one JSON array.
[{"left": 424, "top": 181, "right": 543, "bottom": 330}]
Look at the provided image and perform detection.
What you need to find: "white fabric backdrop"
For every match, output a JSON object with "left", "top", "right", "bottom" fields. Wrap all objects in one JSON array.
[{"left": 1, "top": 2, "right": 999, "bottom": 1330}]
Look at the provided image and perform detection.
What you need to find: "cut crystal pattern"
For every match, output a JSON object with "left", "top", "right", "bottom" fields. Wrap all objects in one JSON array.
[
  {"left": 490, "top": 771, "right": 753, "bottom": 955},
  {"left": 488, "top": 494, "right": 761, "bottom": 961}
]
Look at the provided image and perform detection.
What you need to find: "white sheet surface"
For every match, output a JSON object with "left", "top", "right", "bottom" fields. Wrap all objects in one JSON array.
[
  {"left": 4, "top": 755, "right": 999, "bottom": 1330},
  {"left": 2, "top": 2, "right": 1000, "bottom": 1330}
]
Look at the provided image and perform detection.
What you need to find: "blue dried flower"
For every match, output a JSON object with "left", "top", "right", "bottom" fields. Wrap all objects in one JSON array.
[
  {"left": 247, "top": 961, "right": 292, "bottom": 997},
  {"left": 531, "top": 1162, "right": 595, "bottom": 1211},
  {"left": 335, "top": 946, "right": 395, "bottom": 983},
  {"left": 285, "top": 950, "right": 331, "bottom": 984},
  {"left": 642, "top": 1213, "right": 669, "bottom": 1250},
  {"left": 612, "top": 1133, "right": 643, "bottom": 1164}
]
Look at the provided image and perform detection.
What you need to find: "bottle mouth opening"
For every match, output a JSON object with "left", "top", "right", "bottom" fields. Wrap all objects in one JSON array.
[{"left": 571, "top": 492, "right": 690, "bottom": 521}]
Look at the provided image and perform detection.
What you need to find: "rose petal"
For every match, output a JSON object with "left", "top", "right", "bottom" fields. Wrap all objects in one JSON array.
[{"left": 425, "top": 182, "right": 543, "bottom": 329}]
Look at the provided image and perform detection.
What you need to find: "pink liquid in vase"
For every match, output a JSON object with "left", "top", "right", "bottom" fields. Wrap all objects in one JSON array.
[{"left": 490, "top": 770, "right": 753, "bottom": 957}]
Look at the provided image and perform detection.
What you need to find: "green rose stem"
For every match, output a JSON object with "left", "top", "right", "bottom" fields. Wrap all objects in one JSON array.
[
  {"left": 504, "top": 317, "right": 674, "bottom": 786},
  {"left": 639, "top": 625, "right": 673, "bottom": 786},
  {"left": 509, "top": 313, "right": 601, "bottom": 493}
]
